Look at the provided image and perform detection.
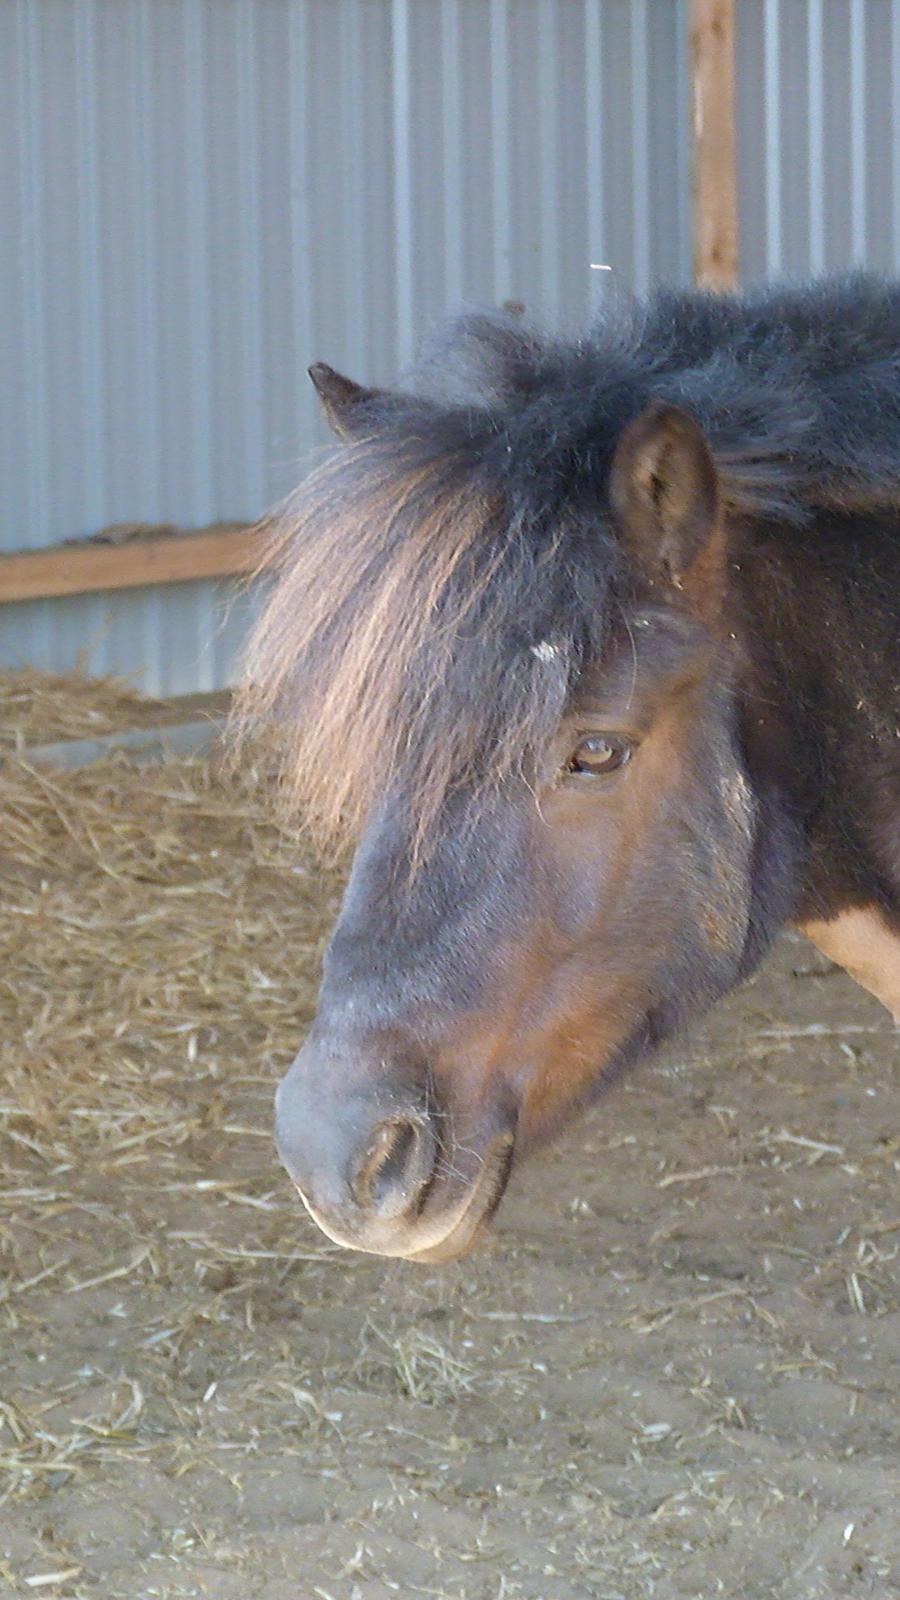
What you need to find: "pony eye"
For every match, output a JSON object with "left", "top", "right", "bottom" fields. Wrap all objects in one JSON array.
[{"left": 566, "top": 734, "right": 633, "bottom": 778}]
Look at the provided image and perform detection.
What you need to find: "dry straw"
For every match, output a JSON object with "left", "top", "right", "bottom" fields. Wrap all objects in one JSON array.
[{"left": 0, "top": 669, "right": 345, "bottom": 1510}]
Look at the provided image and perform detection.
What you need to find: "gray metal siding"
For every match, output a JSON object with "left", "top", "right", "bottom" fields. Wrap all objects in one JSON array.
[
  {"left": 0, "top": 0, "right": 679, "bottom": 554},
  {"left": 736, "top": 0, "right": 900, "bottom": 281},
  {"left": 1, "top": 0, "right": 690, "bottom": 694},
  {"left": 7, "top": 1, "right": 899, "bottom": 694}
]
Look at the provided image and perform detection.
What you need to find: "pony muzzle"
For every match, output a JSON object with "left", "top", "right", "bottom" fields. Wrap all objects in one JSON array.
[{"left": 274, "top": 1045, "right": 515, "bottom": 1260}]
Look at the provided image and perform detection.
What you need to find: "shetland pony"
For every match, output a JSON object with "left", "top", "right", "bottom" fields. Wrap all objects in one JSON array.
[{"left": 239, "top": 275, "right": 899, "bottom": 1260}]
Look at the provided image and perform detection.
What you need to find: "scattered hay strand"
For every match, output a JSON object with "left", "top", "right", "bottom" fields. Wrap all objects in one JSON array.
[{"left": 360, "top": 1322, "right": 477, "bottom": 1404}]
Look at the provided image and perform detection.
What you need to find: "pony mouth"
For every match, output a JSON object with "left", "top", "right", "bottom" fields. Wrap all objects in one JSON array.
[{"left": 295, "top": 1131, "right": 516, "bottom": 1263}]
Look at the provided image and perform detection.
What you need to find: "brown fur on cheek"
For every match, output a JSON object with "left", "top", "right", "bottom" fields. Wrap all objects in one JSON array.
[
  {"left": 423, "top": 922, "right": 643, "bottom": 1159},
  {"left": 499, "top": 677, "right": 745, "bottom": 1148},
  {"left": 467, "top": 898, "right": 657, "bottom": 1152},
  {"left": 425, "top": 658, "right": 742, "bottom": 1161},
  {"left": 512, "top": 982, "right": 645, "bottom": 1151}
]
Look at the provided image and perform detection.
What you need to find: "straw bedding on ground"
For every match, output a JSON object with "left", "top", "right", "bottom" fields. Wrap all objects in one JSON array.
[
  {"left": 0, "top": 672, "right": 178, "bottom": 752},
  {"left": 0, "top": 671, "right": 897, "bottom": 1600}
]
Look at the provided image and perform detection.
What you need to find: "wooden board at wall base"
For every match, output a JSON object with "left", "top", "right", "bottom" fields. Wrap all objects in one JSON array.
[{"left": 0, "top": 524, "right": 268, "bottom": 604}]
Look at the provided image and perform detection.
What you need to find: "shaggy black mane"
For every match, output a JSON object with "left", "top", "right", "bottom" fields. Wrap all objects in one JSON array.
[
  {"left": 409, "top": 270, "right": 900, "bottom": 522},
  {"left": 240, "top": 273, "right": 900, "bottom": 855}
]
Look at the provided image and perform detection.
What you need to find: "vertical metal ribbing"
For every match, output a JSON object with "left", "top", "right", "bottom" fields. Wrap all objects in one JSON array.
[
  {"left": 673, "top": 0, "right": 691, "bottom": 283},
  {"left": 183, "top": 0, "right": 213, "bottom": 524},
  {"left": 391, "top": 0, "right": 414, "bottom": 365},
  {"left": 235, "top": 0, "right": 265, "bottom": 516},
  {"left": 74, "top": 0, "right": 106, "bottom": 533},
  {"left": 848, "top": 0, "right": 867, "bottom": 265},
  {"left": 490, "top": 0, "right": 511, "bottom": 304},
  {"left": 894, "top": 0, "right": 900, "bottom": 270},
  {"left": 206, "top": 0, "right": 266, "bottom": 693},
  {"left": 630, "top": 0, "right": 650, "bottom": 294},
  {"left": 134, "top": 0, "right": 160, "bottom": 521},
  {"left": 537, "top": 0, "right": 560, "bottom": 320},
  {"left": 807, "top": 0, "right": 825, "bottom": 273},
  {"left": 584, "top": 0, "right": 606, "bottom": 310},
  {"left": 133, "top": 0, "right": 162, "bottom": 686},
  {"left": 763, "top": 0, "right": 782, "bottom": 274},
  {"left": 16, "top": 0, "right": 50, "bottom": 551},
  {"left": 287, "top": 0, "right": 314, "bottom": 435},
  {"left": 341, "top": 0, "right": 368, "bottom": 377},
  {"left": 440, "top": 0, "right": 464, "bottom": 308},
  {"left": 72, "top": 0, "right": 106, "bottom": 681},
  {"left": 14, "top": 0, "right": 51, "bottom": 673}
]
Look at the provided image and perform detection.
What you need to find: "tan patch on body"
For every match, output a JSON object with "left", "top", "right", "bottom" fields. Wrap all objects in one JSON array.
[{"left": 797, "top": 907, "right": 900, "bottom": 1025}]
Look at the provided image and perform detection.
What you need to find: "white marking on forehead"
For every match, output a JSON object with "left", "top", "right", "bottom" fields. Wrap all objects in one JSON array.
[{"left": 530, "top": 640, "right": 560, "bottom": 663}]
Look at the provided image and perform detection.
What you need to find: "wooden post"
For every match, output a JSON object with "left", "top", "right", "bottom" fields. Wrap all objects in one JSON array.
[{"left": 690, "top": 0, "right": 738, "bottom": 290}]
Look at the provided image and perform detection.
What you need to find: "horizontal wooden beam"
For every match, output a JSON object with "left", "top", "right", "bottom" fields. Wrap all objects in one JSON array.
[{"left": 0, "top": 525, "right": 268, "bottom": 605}]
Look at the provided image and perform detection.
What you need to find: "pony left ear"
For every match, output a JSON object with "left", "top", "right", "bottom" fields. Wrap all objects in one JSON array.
[
  {"left": 609, "top": 403, "right": 720, "bottom": 594},
  {"left": 308, "top": 363, "right": 384, "bottom": 440}
]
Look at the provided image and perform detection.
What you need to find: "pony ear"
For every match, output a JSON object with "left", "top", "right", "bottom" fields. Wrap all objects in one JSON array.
[
  {"left": 609, "top": 403, "right": 720, "bottom": 594},
  {"left": 308, "top": 363, "right": 384, "bottom": 439}
]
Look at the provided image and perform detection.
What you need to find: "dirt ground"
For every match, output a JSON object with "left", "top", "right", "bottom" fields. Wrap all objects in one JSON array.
[{"left": 0, "top": 681, "right": 897, "bottom": 1600}]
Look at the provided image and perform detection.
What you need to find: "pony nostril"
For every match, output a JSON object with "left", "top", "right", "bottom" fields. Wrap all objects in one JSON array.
[
  {"left": 351, "top": 1116, "right": 435, "bottom": 1219},
  {"left": 369, "top": 1120, "right": 417, "bottom": 1204}
]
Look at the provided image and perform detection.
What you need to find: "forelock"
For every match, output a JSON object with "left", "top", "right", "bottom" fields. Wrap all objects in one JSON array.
[{"left": 234, "top": 406, "right": 623, "bottom": 862}]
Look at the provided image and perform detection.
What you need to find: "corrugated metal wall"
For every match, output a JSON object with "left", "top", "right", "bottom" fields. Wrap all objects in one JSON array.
[
  {"left": 0, "top": 0, "right": 690, "bottom": 695},
  {"left": 3, "top": 0, "right": 900, "bottom": 694},
  {"left": 736, "top": 0, "right": 900, "bottom": 279}
]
